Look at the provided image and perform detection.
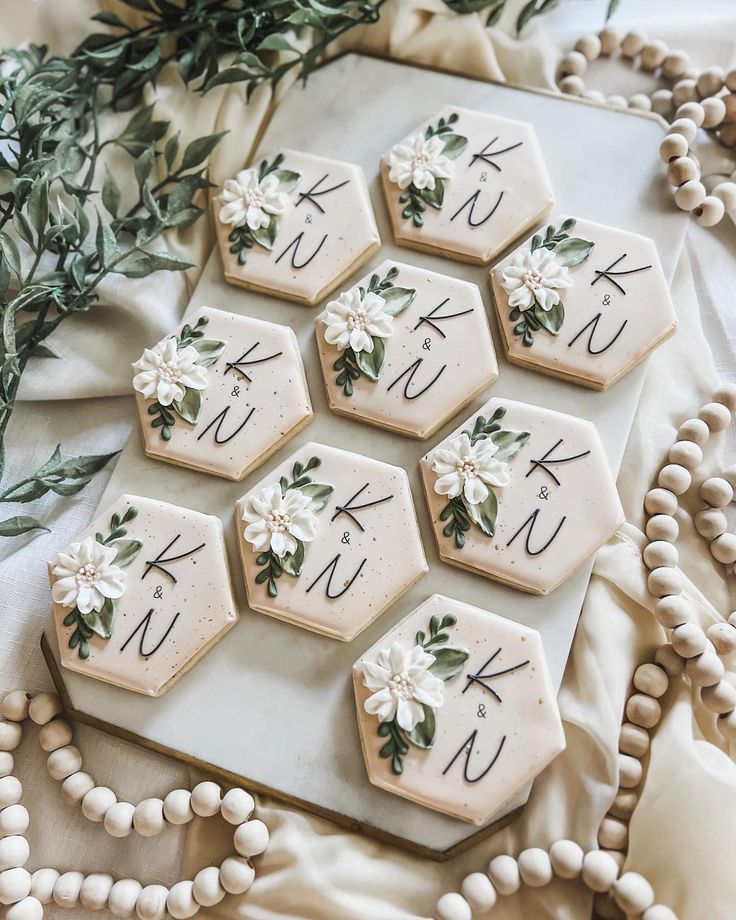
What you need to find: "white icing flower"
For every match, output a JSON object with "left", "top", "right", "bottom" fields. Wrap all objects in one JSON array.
[
  {"left": 387, "top": 133, "right": 454, "bottom": 191},
  {"left": 242, "top": 482, "right": 319, "bottom": 559},
  {"left": 132, "top": 337, "right": 209, "bottom": 407},
  {"left": 217, "top": 168, "right": 291, "bottom": 231},
  {"left": 500, "top": 246, "right": 573, "bottom": 313},
  {"left": 319, "top": 287, "right": 393, "bottom": 354},
  {"left": 362, "top": 642, "right": 444, "bottom": 731},
  {"left": 432, "top": 432, "right": 510, "bottom": 506},
  {"left": 52, "top": 536, "right": 127, "bottom": 615}
]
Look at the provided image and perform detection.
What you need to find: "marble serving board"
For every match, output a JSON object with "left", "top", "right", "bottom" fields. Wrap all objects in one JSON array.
[{"left": 43, "top": 53, "right": 687, "bottom": 858}]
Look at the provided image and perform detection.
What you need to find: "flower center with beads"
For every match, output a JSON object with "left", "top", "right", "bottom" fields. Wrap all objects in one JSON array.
[
  {"left": 523, "top": 270, "right": 545, "bottom": 291},
  {"left": 74, "top": 564, "right": 99, "bottom": 588},
  {"left": 157, "top": 360, "right": 182, "bottom": 384},
  {"left": 346, "top": 308, "right": 369, "bottom": 332},
  {"left": 245, "top": 188, "right": 265, "bottom": 209},
  {"left": 388, "top": 672, "right": 415, "bottom": 701},
  {"left": 267, "top": 511, "right": 290, "bottom": 534},
  {"left": 456, "top": 458, "right": 478, "bottom": 480},
  {"left": 412, "top": 152, "right": 433, "bottom": 172}
]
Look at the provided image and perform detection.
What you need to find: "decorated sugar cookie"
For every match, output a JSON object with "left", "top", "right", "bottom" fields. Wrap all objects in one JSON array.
[
  {"left": 490, "top": 216, "right": 678, "bottom": 389},
  {"left": 353, "top": 594, "right": 565, "bottom": 825},
  {"left": 49, "top": 494, "right": 237, "bottom": 697},
  {"left": 235, "top": 442, "right": 428, "bottom": 641},
  {"left": 213, "top": 150, "right": 380, "bottom": 305},
  {"left": 132, "top": 306, "right": 312, "bottom": 481},
  {"left": 315, "top": 260, "right": 498, "bottom": 439},
  {"left": 419, "top": 397, "right": 624, "bottom": 594},
  {"left": 381, "top": 106, "right": 554, "bottom": 264}
]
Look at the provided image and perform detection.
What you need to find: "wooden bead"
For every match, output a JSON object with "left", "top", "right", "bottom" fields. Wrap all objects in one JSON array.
[
  {"left": 640, "top": 40, "right": 668, "bottom": 71},
  {"left": 701, "top": 679, "right": 736, "bottom": 713},
  {"left": 234, "top": 818, "right": 269, "bottom": 857},
  {"left": 676, "top": 101, "right": 705, "bottom": 126},
  {"left": 695, "top": 508, "right": 728, "bottom": 539},
  {"left": 645, "top": 515, "right": 678, "bottom": 542},
  {"left": 644, "top": 906, "right": 678, "bottom": 920},
  {"left": 613, "top": 872, "right": 655, "bottom": 914},
  {"left": 192, "top": 866, "right": 224, "bottom": 907},
  {"left": 699, "top": 401, "right": 731, "bottom": 431},
  {"left": 712, "top": 533, "right": 736, "bottom": 564},
  {"left": 0, "top": 836, "right": 30, "bottom": 871},
  {"left": 0, "top": 692, "right": 31, "bottom": 723},
  {"left": 717, "top": 708, "right": 736, "bottom": 741},
  {"left": 610, "top": 789, "right": 638, "bottom": 820},
  {"left": 582, "top": 850, "right": 620, "bottom": 892},
  {"left": 30, "top": 868, "right": 59, "bottom": 904},
  {"left": 671, "top": 623, "right": 707, "bottom": 658},
  {"left": 81, "top": 786, "right": 117, "bottom": 822},
  {"left": 644, "top": 488, "right": 677, "bottom": 515},
  {"left": 634, "top": 663, "right": 669, "bottom": 698},
  {"left": 720, "top": 122, "right": 736, "bottom": 147},
  {"left": 697, "top": 66, "right": 725, "bottom": 98},
  {"left": 166, "top": 880, "right": 199, "bottom": 919},
  {"left": 104, "top": 801, "right": 136, "bottom": 838},
  {"left": 598, "top": 27, "right": 622, "bottom": 55},
  {"left": 598, "top": 816, "right": 628, "bottom": 850},
  {"left": 584, "top": 89, "right": 606, "bottom": 104},
  {"left": 575, "top": 34, "right": 601, "bottom": 61},
  {"left": 80, "top": 873, "right": 114, "bottom": 911},
  {"left": 0, "top": 722, "right": 22, "bottom": 753},
  {"left": 135, "top": 884, "right": 169, "bottom": 920},
  {"left": 668, "top": 118, "right": 698, "bottom": 146},
  {"left": 647, "top": 566, "right": 684, "bottom": 598},
  {"left": 706, "top": 622, "right": 736, "bottom": 655},
  {"left": 655, "top": 643, "right": 684, "bottom": 677},
  {"left": 108, "top": 879, "right": 143, "bottom": 918},
  {"left": 0, "top": 753, "right": 13, "bottom": 779},
  {"left": 549, "top": 840, "right": 584, "bottom": 879},
  {"left": 38, "top": 719, "right": 73, "bottom": 753},
  {"left": 0, "top": 868, "right": 31, "bottom": 905},
  {"left": 651, "top": 88, "right": 674, "bottom": 117},
  {"left": 659, "top": 133, "right": 689, "bottom": 163},
  {"left": 436, "top": 892, "right": 471, "bottom": 920},
  {"left": 61, "top": 771, "right": 94, "bottom": 806},
  {"left": 0, "top": 776, "right": 22, "bottom": 809},
  {"left": 220, "top": 788, "right": 255, "bottom": 825},
  {"left": 662, "top": 50, "right": 690, "bottom": 80},
  {"left": 190, "top": 781, "right": 221, "bottom": 817},
  {"left": 695, "top": 196, "right": 726, "bottom": 226},
  {"left": 6, "top": 896, "right": 44, "bottom": 920},
  {"left": 674, "top": 179, "right": 706, "bottom": 211},
  {"left": 626, "top": 693, "right": 662, "bottom": 728},
  {"left": 728, "top": 68, "right": 736, "bottom": 92},
  {"left": 618, "top": 753, "right": 643, "bottom": 788},
  {"left": 678, "top": 417, "right": 709, "bottom": 444},
  {"left": 487, "top": 854, "right": 520, "bottom": 895},
  {"left": 620, "top": 30, "right": 646, "bottom": 58},
  {"left": 53, "top": 871, "right": 84, "bottom": 908},
  {"left": 713, "top": 383, "right": 736, "bottom": 412},
  {"left": 46, "top": 744, "right": 82, "bottom": 781},
  {"left": 560, "top": 51, "right": 587, "bottom": 77},
  {"left": 163, "top": 789, "right": 194, "bottom": 825},
  {"left": 0, "top": 804, "right": 29, "bottom": 836},
  {"left": 658, "top": 463, "right": 691, "bottom": 494},
  {"left": 702, "top": 96, "right": 727, "bottom": 129},
  {"left": 607, "top": 95, "right": 628, "bottom": 110},
  {"left": 685, "top": 649, "right": 724, "bottom": 687},
  {"left": 666, "top": 156, "right": 699, "bottom": 187},
  {"left": 560, "top": 75, "right": 585, "bottom": 97},
  {"left": 28, "top": 693, "right": 61, "bottom": 726},
  {"left": 133, "top": 798, "right": 165, "bottom": 837},
  {"left": 517, "top": 848, "right": 552, "bottom": 887},
  {"left": 643, "top": 540, "right": 678, "bottom": 570},
  {"left": 672, "top": 80, "right": 698, "bottom": 106},
  {"left": 219, "top": 857, "right": 255, "bottom": 896},
  {"left": 619, "top": 722, "right": 650, "bottom": 758},
  {"left": 714, "top": 182, "right": 736, "bottom": 215},
  {"left": 668, "top": 439, "right": 703, "bottom": 471},
  {"left": 629, "top": 93, "right": 652, "bottom": 111}
]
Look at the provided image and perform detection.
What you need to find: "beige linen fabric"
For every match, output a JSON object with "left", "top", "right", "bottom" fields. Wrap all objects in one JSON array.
[{"left": 1, "top": 2, "right": 736, "bottom": 919}]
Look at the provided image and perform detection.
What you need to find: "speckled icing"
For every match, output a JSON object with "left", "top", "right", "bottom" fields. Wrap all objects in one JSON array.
[
  {"left": 315, "top": 260, "right": 498, "bottom": 439},
  {"left": 236, "top": 442, "right": 428, "bottom": 641},
  {"left": 381, "top": 106, "right": 554, "bottom": 265},
  {"left": 50, "top": 494, "right": 237, "bottom": 697},
  {"left": 490, "top": 215, "right": 678, "bottom": 389},
  {"left": 419, "top": 397, "right": 624, "bottom": 594},
  {"left": 214, "top": 149, "right": 380, "bottom": 305},
  {"left": 134, "top": 306, "right": 312, "bottom": 480},
  {"left": 353, "top": 594, "right": 565, "bottom": 825}
]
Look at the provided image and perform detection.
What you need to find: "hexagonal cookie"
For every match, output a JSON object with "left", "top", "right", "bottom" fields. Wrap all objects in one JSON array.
[
  {"left": 235, "top": 442, "right": 428, "bottom": 641},
  {"left": 214, "top": 149, "right": 380, "bottom": 305},
  {"left": 49, "top": 494, "right": 237, "bottom": 697},
  {"left": 490, "top": 215, "right": 678, "bottom": 389},
  {"left": 353, "top": 594, "right": 565, "bottom": 825},
  {"left": 132, "top": 306, "right": 312, "bottom": 481},
  {"left": 419, "top": 397, "right": 624, "bottom": 594},
  {"left": 381, "top": 106, "right": 554, "bottom": 265},
  {"left": 315, "top": 259, "right": 498, "bottom": 439}
]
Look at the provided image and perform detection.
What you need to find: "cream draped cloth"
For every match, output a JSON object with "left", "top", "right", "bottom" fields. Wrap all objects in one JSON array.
[{"left": 2, "top": 2, "right": 736, "bottom": 919}]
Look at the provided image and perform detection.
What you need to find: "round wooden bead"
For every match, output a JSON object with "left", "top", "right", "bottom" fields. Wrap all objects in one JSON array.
[
  {"left": 620, "top": 30, "right": 646, "bottom": 58},
  {"left": 699, "top": 402, "right": 731, "bottom": 431},
  {"left": 629, "top": 93, "right": 653, "bottom": 111},
  {"left": 104, "top": 801, "right": 136, "bottom": 838},
  {"left": 668, "top": 440, "right": 703, "bottom": 471},
  {"left": 166, "top": 881, "right": 200, "bottom": 919},
  {"left": 702, "top": 96, "right": 727, "bottom": 129},
  {"left": 234, "top": 818, "right": 269, "bottom": 857},
  {"left": 0, "top": 868, "right": 31, "bottom": 905},
  {"left": 598, "top": 816, "right": 628, "bottom": 851},
  {"left": 0, "top": 776, "right": 22, "bottom": 809},
  {"left": 644, "top": 541, "right": 679, "bottom": 571},
  {"left": 668, "top": 118, "right": 698, "bottom": 146},
  {"left": 674, "top": 179, "right": 707, "bottom": 211},
  {"left": 676, "top": 101, "right": 705, "bottom": 126},
  {"left": 717, "top": 708, "right": 736, "bottom": 741},
  {"left": 0, "top": 753, "right": 13, "bottom": 779},
  {"left": 163, "top": 789, "right": 194, "bottom": 825},
  {"left": 678, "top": 417, "right": 709, "bottom": 444},
  {"left": 575, "top": 34, "right": 602, "bottom": 61},
  {"left": 0, "top": 722, "right": 22, "bottom": 753},
  {"left": 666, "top": 156, "right": 699, "bottom": 187},
  {"left": 30, "top": 868, "right": 59, "bottom": 904},
  {"left": 549, "top": 840, "right": 584, "bottom": 879},
  {"left": 613, "top": 872, "right": 655, "bottom": 913},
  {"left": 80, "top": 873, "right": 114, "bottom": 911},
  {"left": 487, "top": 854, "right": 520, "bottom": 895},
  {"left": 706, "top": 622, "right": 736, "bottom": 655},
  {"left": 436, "top": 892, "right": 471, "bottom": 920},
  {"left": 133, "top": 798, "right": 165, "bottom": 837},
  {"left": 135, "top": 884, "right": 169, "bottom": 920},
  {"left": 643, "top": 906, "right": 678, "bottom": 920},
  {"left": 697, "top": 66, "right": 725, "bottom": 98},
  {"left": 640, "top": 40, "right": 668, "bottom": 71},
  {"left": 620, "top": 722, "right": 650, "bottom": 758},
  {"left": 672, "top": 80, "right": 699, "bottom": 106},
  {"left": 610, "top": 789, "right": 639, "bottom": 820},
  {"left": 0, "top": 692, "right": 30, "bottom": 723},
  {"left": 220, "top": 787, "right": 255, "bottom": 825},
  {"left": 714, "top": 182, "right": 736, "bottom": 212},
  {"left": 108, "top": 879, "right": 143, "bottom": 918},
  {"left": 61, "top": 771, "right": 94, "bottom": 806},
  {"left": 5, "top": 896, "right": 44, "bottom": 920},
  {"left": 695, "top": 508, "right": 728, "bottom": 539},
  {"left": 28, "top": 693, "right": 61, "bottom": 726},
  {"left": 713, "top": 384, "right": 736, "bottom": 412},
  {"left": 0, "top": 804, "right": 29, "bottom": 836},
  {"left": 685, "top": 649, "right": 724, "bottom": 687},
  {"left": 582, "top": 850, "right": 620, "bottom": 892},
  {"left": 696, "top": 196, "right": 726, "bottom": 226},
  {"left": 651, "top": 89, "right": 674, "bottom": 117},
  {"left": 47, "top": 744, "right": 82, "bottom": 781},
  {"left": 560, "top": 75, "right": 585, "bottom": 97},
  {"left": 711, "top": 533, "right": 736, "bottom": 564},
  {"left": 607, "top": 95, "right": 628, "bottom": 110},
  {"left": 644, "top": 488, "right": 678, "bottom": 515},
  {"left": 53, "top": 871, "right": 84, "bottom": 908},
  {"left": 662, "top": 50, "right": 690, "bottom": 80},
  {"left": 0, "top": 836, "right": 30, "bottom": 871},
  {"left": 719, "top": 122, "right": 736, "bottom": 147},
  {"left": 584, "top": 89, "right": 606, "bottom": 103},
  {"left": 219, "top": 856, "right": 255, "bottom": 896},
  {"left": 626, "top": 693, "right": 662, "bottom": 728},
  {"left": 82, "top": 786, "right": 117, "bottom": 822},
  {"left": 671, "top": 623, "right": 708, "bottom": 658},
  {"left": 38, "top": 719, "right": 73, "bottom": 753},
  {"left": 701, "top": 679, "right": 736, "bottom": 713},
  {"left": 634, "top": 663, "right": 670, "bottom": 698},
  {"left": 599, "top": 27, "right": 622, "bottom": 55},
  {"left": 654, "top": 643, "right": 685, "bottom": 677},
  {"left": 518, "top": 848, "right": 552, "bottom": 887},
  {"left": 646, "top": 515, "right": 679, "bottom": 542},
  {"left": 560, "top": 51, "right": 587, "bottom": 77},
  {"left": 190, "top": 781, "right": 221, "bottom": 817},
  {"left": 648, "top": 566, "right": 684, "bottom": 598},
  {"left": 459, "top": 872, "right": 496, "bottom": 913},
  {"left": 659, "top": 133, "right": 689, "bottom": 163},
  {"left": 618, "top": 753, "right": 643, "bottom": 788},
  {"left": 658, "top": 464, "right": 691, "bottom": 495},
  {"left": 192, "top": 867, "right": 224, "bottom": 907}
]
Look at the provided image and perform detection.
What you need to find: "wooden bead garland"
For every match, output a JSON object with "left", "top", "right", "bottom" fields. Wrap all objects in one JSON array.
[
  {"left": 556, "top": 29, "right": 736, "bottom": 226},
  {"left": 0, "top": 691, "right": 268, "bottom": 918}
]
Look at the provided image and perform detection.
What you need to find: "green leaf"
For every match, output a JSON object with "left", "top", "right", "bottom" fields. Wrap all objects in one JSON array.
[
  {"left": 463, "top": 489, "right": 498, "bottom": 537},
  {"left": 102, "top": 169, "right": 121, "bottom": 218},
  {"left": 134, "top": 147, "right": 155, "bottom": 187},
  {"left": 380, "top": 286, "right": 416, "bottom": 317},
  {"left": 428, "top": 647, "right": 470, "bottom": 681},
  {"left": 44, "top": 450, "right": 119, "bottom": 479},
  {"left": 129, "top": 44, "right": 161, "bottom": 72},
  {"left": 28, "top": 179, "right": 49, "bottom": 235},
  {"left": 173, "top": 387, "right": 202, "bottom": 424},
  {"left": 110, "top": 538, "right": 142, "bottom": 568},
  {"left": 130, "top": 251, "right": 193, "bottom": 272},
  {"left": 488, "top": 428, "right": 530, "bottom": 462},
  {"left": 354, "top": 338, "right": 385, "bottom": 382},
  {"left": 421, "top": 177, "right": 445, "bottom": 210},
  {"left": 605, "top": 0, "right": 620, "bottom": 20},
  {"left": 258, "top": 34, "right": 297, "bottom": 52},
  {"left": 534, "top": 300, "right": 565, "bottom": 335},
  {"left": 440, "top": 133, "right": 468, "bottom": 159},
  {"left": 273, "top": 168, "right": 300, "bottom": 193},
  {"left": 82, "top": 597, "right": 114, "bottom": 639},
  {"left": 281, "top": 540, "right": 305, "bottom": 576},
  {"left": 251, "top": 216, "right": 277, "bottom": 251},
  {"left": 554, "top": 237, "right": 594, "bottom": 267},
  {"left": 190, "top": 338, "right": 225, "bottom": 367},
  {"left": 1, "top": 479, "right": 49, "bottom": 503},
  {"left": 180, "top": 131, "right": 227, "bottom": 171},
  {"left": 95, "top": 216, "right": 118, "bottom": 267},
  {"left": 298, "top": 482, "right": 334, "bottom": 513},
  {"left": 0, "top": 515, "right": 49, "bottom": 537},
  {"left": 0, "top": 233, "right": 21, "bottom": 277},
  {"left": 29, "top": 344, "right": 58, "bottom": 358},
  {"left": 407, "top": 706, "right": 436, "bottom": 749},
  {"left": 164, "top": 132, "right": 180, "bottom": 170}
]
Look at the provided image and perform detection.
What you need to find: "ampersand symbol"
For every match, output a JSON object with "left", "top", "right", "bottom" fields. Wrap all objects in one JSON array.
[
  {"left": 479, "top": 171, "right": 488, "bottom": 183},
  {"left": 305, "top": 214, "right": 312, "bottom": 224},
  {"left": 477, "top": 704, "right": 487, "bottom": 719},
  {"left": 153, "top": 585, "right": 163, "bottom": 599},
  {"left": 538, "top": 486, "right": 550, "bottom": 501},
  {"left": 341, "top": 531, "right": 350, "bottom": 545},
  {"left": 230, "top": 385, "right": 240, "bottom": 398},
  {"left": 602, "top": 293, "right": 611, "bottom": 306},
  {"left": 421, "top": 338, "right": 431, "bottom": 351}
]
